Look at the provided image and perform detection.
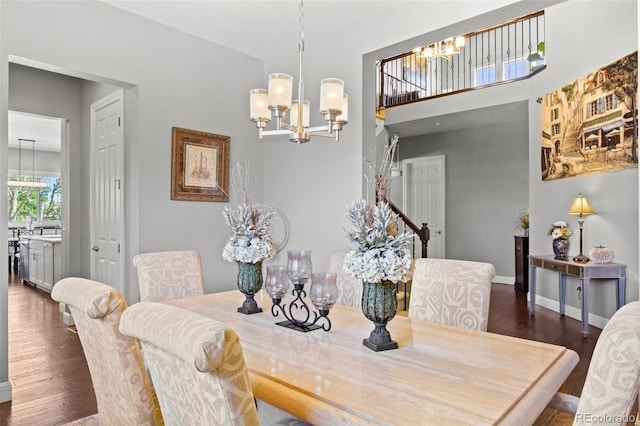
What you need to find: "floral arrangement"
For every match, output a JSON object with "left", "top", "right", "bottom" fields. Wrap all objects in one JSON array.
[
  {"left": 547, "top": 221, "right": 572, "bottom": 240},
  {"left": 518, "top": 211, "right": 529, "bottom": 230},
  {"left": 222, "top": 203, "right": 275, "bottom": 264},
  {"left": 343, "top": 199, "right": 414, "bottom": 284},
  {"left": 221, "top": 162, "right": 275, "bottom": 264}
]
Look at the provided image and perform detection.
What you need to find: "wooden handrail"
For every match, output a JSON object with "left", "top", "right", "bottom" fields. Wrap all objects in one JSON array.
[{"left": 380, "top": 195, "right": 430, "bottom": 258}]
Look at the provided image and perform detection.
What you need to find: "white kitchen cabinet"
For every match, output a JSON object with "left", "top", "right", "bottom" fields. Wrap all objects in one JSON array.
[{"left": 25, "top": 236, "right": 62, "bottom": 293}]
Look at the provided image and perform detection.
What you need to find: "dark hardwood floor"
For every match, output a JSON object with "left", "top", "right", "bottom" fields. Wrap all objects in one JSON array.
[{"left": 0, "top": 275, "right": 600, "bottom": 425}]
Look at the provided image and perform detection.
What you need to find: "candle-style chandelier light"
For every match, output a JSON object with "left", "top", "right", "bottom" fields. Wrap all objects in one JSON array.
[
  {"left": 413, "top": 36, "right": 465, "bottom": 61},
  {"left": 249, "top": 0, "right": 348, "bottom": 145},
  {"left": 7, "top": 138, "right": 47, "bottom": 190}
]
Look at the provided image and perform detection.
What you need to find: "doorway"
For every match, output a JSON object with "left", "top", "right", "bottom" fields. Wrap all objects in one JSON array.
[
  {"left": 403, "top": 155, "right": 445, "bottom": 258},
  {"left": 7, "top": 111, "right": 68, "bottom": 283}
]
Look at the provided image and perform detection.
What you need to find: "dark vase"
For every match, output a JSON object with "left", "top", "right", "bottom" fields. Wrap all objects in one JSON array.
[
  {"left": 552, "top": 239, "right": 570, "bottom": 260},
  {"left": 361, "top": 280, "right": 398, "bottom": 352},
  {"left": 237, "top": 261, "right": 263, "bottom": 314}
]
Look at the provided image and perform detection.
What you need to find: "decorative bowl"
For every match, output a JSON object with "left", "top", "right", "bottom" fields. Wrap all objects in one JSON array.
[{"left": 589, "top": 246, "right": 614, "bottom": 264}]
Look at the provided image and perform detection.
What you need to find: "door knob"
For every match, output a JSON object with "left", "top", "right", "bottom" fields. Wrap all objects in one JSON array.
[
  {"left": 435, "top": 230, "right": 442, "bottom": 235},
  {"left": 92, "top": 246, "right": 99, "bottom": 252}
]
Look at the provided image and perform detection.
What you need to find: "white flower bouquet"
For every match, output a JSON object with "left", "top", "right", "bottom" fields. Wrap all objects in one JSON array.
[
  {"left": 343, "top": 199, "right": 414, "bottom": 284},
  {"left": 547, "top": 221, "right": 572, "bottom": 240},
  {"left": 222, "top": 203, "right": 275, "bottom": 264}
]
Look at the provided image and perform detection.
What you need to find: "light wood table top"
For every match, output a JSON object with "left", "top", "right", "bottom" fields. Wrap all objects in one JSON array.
[{"left": 165, "top": 290, "right": 578, "bottom": 425}]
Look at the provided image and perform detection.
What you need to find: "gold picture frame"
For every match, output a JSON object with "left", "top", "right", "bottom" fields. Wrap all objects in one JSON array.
[{"left": 171, "top": 127, "right": 230, "bottom": 201}]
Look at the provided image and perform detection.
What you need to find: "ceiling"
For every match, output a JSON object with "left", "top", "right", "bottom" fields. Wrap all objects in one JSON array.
[
  {"left": 8, "top": 111, "right": 61, "bottom": 152},
  {"left": 6, "top": 1, "right": 525, "bottom": 149},
  {"left": 385, "top": 101, "right": 528, "bottom": 139}
]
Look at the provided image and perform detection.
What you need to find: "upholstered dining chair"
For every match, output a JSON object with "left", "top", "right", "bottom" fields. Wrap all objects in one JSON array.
[
  {"left": 547, "top": 301, "right": 640, "bottom": 426},
  {"left": 133, "top": 250, "right": 204, "bottom": 302},
  {"left": 51, "top": 278, "right": 163, "bottom": 426},
  {"left": 327, "top": 252, "right": 363, "bottom": 308},
  {"left": 408, "top": 258, "right": 495, "bottom": 331},
  {"left": 119, "top": 301, "right": 260, "bottom": 425}
]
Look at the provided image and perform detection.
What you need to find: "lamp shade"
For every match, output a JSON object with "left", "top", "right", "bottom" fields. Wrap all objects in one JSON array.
[
  {"left": 290, "top": 100, "right": 310, "bottom": 128},
  {"left": 568, "top": 194, "right": 595, "bottom": 217},
  {"left": 336, "top": 93, "right": 349, "bottom": 123},
  {"left": 249, "top": 89, "right": 270, "bottom": 121},
  {"left": 267, "top": 73, "right": 293, "bottom": 109},
  {"left": 319, "top": 78, "right": 344, "bottom": 114}
]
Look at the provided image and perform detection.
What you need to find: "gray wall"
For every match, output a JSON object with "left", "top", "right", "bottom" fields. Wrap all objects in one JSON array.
[
  {"left": 8, "top": 147, "right": 61, "bottom": 175},
  {"left": 399, "top": 118, "right": 529, "bottom": 278},
  {"left": 1, "top": 0, "right": 265, "bottom": 402},
  {"left": 368, "top": 0, "right": 638, "bottom": 325}
]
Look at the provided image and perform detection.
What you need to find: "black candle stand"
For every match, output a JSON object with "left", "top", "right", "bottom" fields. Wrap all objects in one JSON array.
[{"left": 270, "top": 281, "right": 331, "bottom": 332}]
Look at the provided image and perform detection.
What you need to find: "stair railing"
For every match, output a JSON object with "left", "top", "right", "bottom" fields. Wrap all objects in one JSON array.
[{"left": 379, "top": 195, "right": 430, "bottom": 259}]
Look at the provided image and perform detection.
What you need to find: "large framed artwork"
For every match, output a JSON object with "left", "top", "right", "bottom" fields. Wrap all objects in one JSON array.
[
  {"left": 540, "top": 51, "right": 637, "bottom": 181},
  {"left": 171, "top": 127, "right": 230, "bottom": 201}
]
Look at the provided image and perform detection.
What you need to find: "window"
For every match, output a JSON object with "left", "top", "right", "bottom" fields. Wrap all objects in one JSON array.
[
  {"left": 503, "top": 59, "right": 528, "bottom": 80},
  {"left": 475, "top": 65, "right": 496, "bottom": 85},
  {"left": 551, "top": 108, "right": 559, "bottom": 121},
  {"left": 7, "top": 175, "right": 61, "bottom": 222},
  {"left": 604, "top": 94, "right": 617, "bottom": 111},
  {"left": 552, "top": 123, "right": 561, "bottom": 136}
]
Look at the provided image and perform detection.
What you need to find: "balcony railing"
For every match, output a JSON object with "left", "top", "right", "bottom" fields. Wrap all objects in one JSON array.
[{"left": 377, "top": 11, "right": 545, "bottom": 111}]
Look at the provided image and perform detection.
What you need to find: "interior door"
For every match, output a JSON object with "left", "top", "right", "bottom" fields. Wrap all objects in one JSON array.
[
  {"left": 403, "top": 155, "right": 445, "bottom": 258},
  {"left": 90, "top": 90, "right": 124, "bottom": 292}
]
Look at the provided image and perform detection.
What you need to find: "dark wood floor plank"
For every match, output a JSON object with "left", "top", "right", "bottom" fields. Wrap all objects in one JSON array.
[{"left": 0, "top": 276, "right": 601, "bottom": 425}]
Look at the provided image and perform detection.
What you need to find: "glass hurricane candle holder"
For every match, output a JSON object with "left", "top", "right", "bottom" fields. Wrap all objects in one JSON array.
[
  {"left": 265, "top": 266, "right": 288, "bottom": 304},
  {"left": 269, "top": 251, "right": 333, "bottom": 332},
  {"left": 286, "top": 249, "right": 312, "bottom": 285},
  {"left": 310, "top": 272, "right": 338, "bottom": 313}
]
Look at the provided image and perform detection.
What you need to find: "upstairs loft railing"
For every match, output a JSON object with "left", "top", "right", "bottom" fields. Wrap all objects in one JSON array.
[{"left": 377, "top": 11, "right": 545, "bottom": 111}]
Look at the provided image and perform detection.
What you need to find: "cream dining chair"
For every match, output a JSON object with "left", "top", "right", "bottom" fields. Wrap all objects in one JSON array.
[
  {"left": 133, "top": 250, "right": 204, "bottom": 302},
  {"left": 51, "top": 278, "right": 163, "bottom": 426},
  {"left": 547, "top": 301, "right": 640, "bottom": 426},
  {"left": 408, "top": 258, "right": 495, "bottom": 331},
  {"left": 327, "top": 252, "right": 363, "bottom": 308},
  {"left": 119, "top": 301, "right": 260, "bottom": 425}
]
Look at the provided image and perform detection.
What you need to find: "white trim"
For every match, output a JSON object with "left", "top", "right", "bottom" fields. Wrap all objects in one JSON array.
[
  {"left": 529, "top": 294, "right": 608, "bottom": 330},
  {"left": 493, "top": 275, "right": 513, "bottom": 285},
  {"left": 0, "top": 381, "right": 12, "bottom": 403}
]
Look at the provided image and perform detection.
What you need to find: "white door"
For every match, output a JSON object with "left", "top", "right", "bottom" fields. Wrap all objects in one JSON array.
[
  {"left": 90, "top": 90, "right": 124, "bottom": 292},
  {"left": 403, "top": 155, "right": 445, "bottom": 258}
]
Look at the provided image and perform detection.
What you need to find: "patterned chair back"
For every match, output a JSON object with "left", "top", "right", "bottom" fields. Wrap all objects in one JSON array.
[
  {"left": 408, "top": 258, "right": 495, "bottom": 331},
  {"left": 328, "top": 252, "right": 363, "bottom": 308},
  {"left": 574, "top": 301, "right": 640, "bottom": 425},
  {"left": 119, "top": 302, "right": 260, "bottom": 426},
  {"left": 133, "top": 250, "right": 204, "bottom": 302},
  {"left": 51, "top": 278, "right": 163, "bottom": 425}
]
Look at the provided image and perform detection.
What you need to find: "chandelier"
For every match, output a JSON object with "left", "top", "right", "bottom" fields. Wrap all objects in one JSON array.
[
  {"left": 249, "top": 0, "right": 348, "bottom": 145},
  {"left": 7, "top": 138, "right": 47, "bottom": 189},
  {"left": 413, "top": 36, "right": 465, "bottom": 60}
]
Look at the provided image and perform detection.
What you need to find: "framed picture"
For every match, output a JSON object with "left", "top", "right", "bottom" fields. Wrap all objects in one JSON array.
[{"left": 171, "top": 127, "right": 230, "bottom": 201}]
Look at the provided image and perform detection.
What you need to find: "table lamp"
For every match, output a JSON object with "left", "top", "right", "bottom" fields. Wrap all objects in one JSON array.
[{"left": 568, "top": 193, "right": 596, "bottom": 263}]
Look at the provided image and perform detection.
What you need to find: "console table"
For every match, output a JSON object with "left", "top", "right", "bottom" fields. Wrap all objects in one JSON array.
[{"left": 528, "top": 255, "right": 626, "bottom": 337}]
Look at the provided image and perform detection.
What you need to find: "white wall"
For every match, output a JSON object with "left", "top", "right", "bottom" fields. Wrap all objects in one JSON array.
[
  {"left": 8, "top": 147, "right": 61, "bottom": 175},
  {"left": 0, "top": 0, "right": 265, "bottom": 402},
  {"left": 529, "top": 0, "right": 638, "bottom": 321},
  {"left": 367, "top": 0, "right": 638, "bottom": 326},
  {"left": 261, "top": 1, "right": 527, "bottom": 271}
]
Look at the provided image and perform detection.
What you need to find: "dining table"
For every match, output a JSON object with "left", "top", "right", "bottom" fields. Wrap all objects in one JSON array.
[{"left": 164, "top": 290, "right": 579, "bottom": 425}]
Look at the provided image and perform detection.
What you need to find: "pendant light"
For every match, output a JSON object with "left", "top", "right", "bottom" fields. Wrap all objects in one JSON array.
[{"left": 7, "top": 138, "right": 47, "bottom": 189}]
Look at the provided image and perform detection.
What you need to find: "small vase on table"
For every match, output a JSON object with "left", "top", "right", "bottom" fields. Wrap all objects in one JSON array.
[{"left": 552, "top": 239, "right": 570, "bottom": 260}]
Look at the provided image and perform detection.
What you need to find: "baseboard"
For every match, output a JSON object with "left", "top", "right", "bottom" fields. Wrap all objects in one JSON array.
[
  {"left": 529, "top": 294, "right": 608, "bottom": 329},
  {"left": 0, "top": 380, "right": 12, "bottom": 403},
  {"left": 493, "top": 275, "right": 513, "bottom": 285}
]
